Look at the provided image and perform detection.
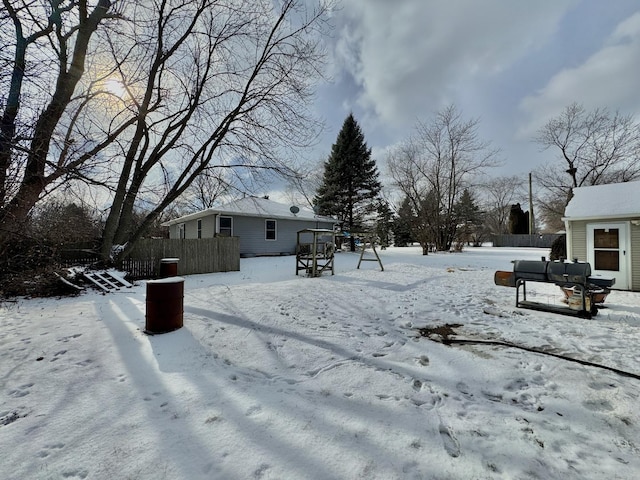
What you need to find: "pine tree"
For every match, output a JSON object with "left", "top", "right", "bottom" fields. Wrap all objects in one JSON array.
[
  {"left": 375, "top": 200, "right": 394, "bottom": 249},
  {"left": 454, "top": 188, "right": 483, "bottom": 246},
  {"left": 392, "top": 197, "right": 414, "bottom": 247},
  {"left": 455, "top": 188, "right": 481, "bottom": 230},
  {"left": 315, "top": 114, "right": 381, "bottom": 251}
]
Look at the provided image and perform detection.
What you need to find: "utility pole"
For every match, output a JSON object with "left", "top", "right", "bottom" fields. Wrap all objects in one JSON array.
[{"left": 528, "top": 172, "right": 534, "bottom": 235}]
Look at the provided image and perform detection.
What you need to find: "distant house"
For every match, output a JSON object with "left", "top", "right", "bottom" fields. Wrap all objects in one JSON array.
[
  {"left": 162, "top": 197, "right": 336, "bottom": 257},
  {"left": 563, "top": 181, "right": 640, "bottom": 291}
]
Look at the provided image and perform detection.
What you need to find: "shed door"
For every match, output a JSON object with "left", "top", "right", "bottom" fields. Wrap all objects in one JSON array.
[{"left": 586, "top": 223, "right": 629, "bottom": 290}]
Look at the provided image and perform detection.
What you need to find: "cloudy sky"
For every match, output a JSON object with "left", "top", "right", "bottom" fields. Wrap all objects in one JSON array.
[{"left": 308, "top": 0, "right": 640, "bottom": 178}]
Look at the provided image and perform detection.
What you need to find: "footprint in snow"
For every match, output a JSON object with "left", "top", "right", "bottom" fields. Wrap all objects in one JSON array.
[
  {"left": 246, "top": 405, "right": 262, "bottom": 417},
  {"left": 37, "top": 442, "right": 66, "bottom": 458},
  {"left": 583, "top": 398, "right": 615, "bottom": 412},
  {"left": 50, "top": 350, "right": 67, "bottom": 362},
  {"left": 61, "top": 469, "right": 88, "bottom": 479},
  {"left": 58, "top": 334, "right": 82, "bottom": 343},
  {"left": 482, "top": 306, "right": 509, "bottom": 317},
  {"left": 253, "top": 463, "right": 270, "bottom": 479},
  {"left": 588, "top": 381, "right": 617, "bottom": 391},
  {"left": 8, "top": 383, "right": 34, "bottom": 398},
  {"left": 456, "top": 382, "right": 473, "bottom": 399},
  {"left": 439, "top": 424, "right": 461, "bottom": 458},
  {"left": 417, "top": 355, "right": 429, "bottom": 366}
]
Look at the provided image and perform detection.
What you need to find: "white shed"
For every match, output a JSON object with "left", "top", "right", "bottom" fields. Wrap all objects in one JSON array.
[{"left": 563, "top": 181, "right": 640, "bottom": 291}]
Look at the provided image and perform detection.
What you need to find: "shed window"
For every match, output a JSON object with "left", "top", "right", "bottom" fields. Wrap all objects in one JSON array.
[
  {"left": 219, "top": 216, "right": 232, "bottom": 237},
  {"left": 197, "top": 219, "right": 202, "bottom": 239},
  {"left": 594, "top": 229, "right": 618, "bottom": 249},
  {"left": 265, "top": 219, "right": 277, "bottom": 240},
  {"left": 594, "top": 228, "right": 620, "bottom": 271},
  {"left": 595, "top": 251, "right": 619, "bottom": 271}
]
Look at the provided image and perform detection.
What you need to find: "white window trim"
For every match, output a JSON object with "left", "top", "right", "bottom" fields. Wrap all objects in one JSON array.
[
  {"left": 265, "top": 219, "right": 277, "bottom": 241},
  {"left": 178, "top": 223, "right": 185, "bottom": 239}
]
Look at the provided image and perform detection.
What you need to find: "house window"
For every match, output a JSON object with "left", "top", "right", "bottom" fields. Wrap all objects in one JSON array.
[
  {"left": 178, "top": 223, "right": 185, "bottom": 239},
  {"left": 218, "top": 216, "right": 232, "bottom": 237},
  {"left": 197, "top": 219, "right": 202, "bottom": 239},
  {"left": 265, "top": 219, "right": 276, "bottom": 240}
]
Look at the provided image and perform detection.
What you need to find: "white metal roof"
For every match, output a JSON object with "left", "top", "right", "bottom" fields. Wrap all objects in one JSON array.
[
  {"left": 563, "top": 181, "right": 640, "bottom": 221},
  {"left": 162, "top": 197, "right": 336, "bottom": 226}
]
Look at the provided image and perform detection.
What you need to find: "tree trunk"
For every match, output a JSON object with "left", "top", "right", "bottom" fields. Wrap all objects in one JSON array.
[
  {"left": 0, "top": 1, "right": 112, "bottom": 249},
  {"left": 0, "top": 36, "right": 28, "bottom": 207}
]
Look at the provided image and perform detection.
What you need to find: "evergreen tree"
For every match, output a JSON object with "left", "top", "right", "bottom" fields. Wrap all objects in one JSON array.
[
  {"left": 508, "top": 203, "right": 529, "bottom": 234},
  {"left": 375, "top": 200, "right": 394, "bottom": 249},
  {"left": 315, "top": 114, "right": 381, "bottom": 251},
  {"left": 454, "top": 188, "right": 483, "bottom": 246},
  {"left": 392, "top": 197, "right": 414, "bottom": 247}
]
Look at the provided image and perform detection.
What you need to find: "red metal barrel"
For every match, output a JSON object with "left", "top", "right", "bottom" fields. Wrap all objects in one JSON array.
[
  {"left": 159, "top": 258, "right": 179, "bottom": 278},
  {"left": 145, "top": 277, "right": 184, "bottom": 334}
]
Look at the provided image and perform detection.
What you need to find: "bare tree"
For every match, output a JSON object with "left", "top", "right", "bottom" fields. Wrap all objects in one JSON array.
[
  {"left": 0, "top": 0, "right": 331, "bottom": 265},
  {"left": 175, "top": 170, "right": 233, "bottom": 213},
  {"left": 284, "top": 160, "right": 325, "bottom": 209},
  {"left": 388, "top": 140, "right": 432, "bottom": 254},
  {"left": 479, "top": 175, "right": 525, "bottom": 235},
  {"left": 535, "top": 194, "right": 566, "bottom": 233},
  {"left": 388, "top": 105, "right": 500, "bottom": 253},
  {"left": 98, "top": 0, "right": 331, "bottom": 261},
  {"left": 0, "top": 0, "right": 117, "bottom": 251},
  {"left": 534, "top": 102, "right": 640, "bottom": 227}
]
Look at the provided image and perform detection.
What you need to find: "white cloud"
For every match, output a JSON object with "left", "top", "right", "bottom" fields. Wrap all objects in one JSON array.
[
  {"left": 332, "top": 0, "right": 575, "bottom": 129},
  {"left": 519, "top": 11, "right": 640, "bottom": 138}
]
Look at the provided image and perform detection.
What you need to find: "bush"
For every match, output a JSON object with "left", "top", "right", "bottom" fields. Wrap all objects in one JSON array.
[
  {"left": 0, "top": 239, "right": 80, "bottom": 298},
  {"left": 549, "top": 234, "right": 567, "bottom": 261}
]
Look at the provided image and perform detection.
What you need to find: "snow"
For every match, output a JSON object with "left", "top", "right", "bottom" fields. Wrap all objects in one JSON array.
[
  {"left": 2, "top": 246, "right": 640, "bottom": 480},
  {"left": 163, "top": 197, "right": 334, "bottom": 226},
  {"left": 147, "top": 276, "right": 185, "bottom": 284},
  {"left": 564, "top": 181, "right": 640, "bottom": 219}
]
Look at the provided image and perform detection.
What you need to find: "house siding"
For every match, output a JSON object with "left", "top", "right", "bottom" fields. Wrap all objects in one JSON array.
[
  {"left": 171, "top": 215, "right": 216, "bottom": 239},
  {"left": 568, "top": 221, "right": 587, "bottom": 261},
  {"left": 168, "top": 213, "right": 334, "bottom": 257},
  {"left": 234, "top": 216, "right": 333, "bottom": 256},
  {"left": 201, "top": 215, "right": 216, "bottom": 238},
  {"left": 632, "top": 222, "right": 640, "bottom": 291}
]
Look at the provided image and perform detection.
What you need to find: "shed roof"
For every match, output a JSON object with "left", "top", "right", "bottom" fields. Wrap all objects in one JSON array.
[
  {"left": 162, "top": 197, "right": 336, "bottom": 226},
  {"left": 563, "top": 181, "right": 640, "bottom": 221}
]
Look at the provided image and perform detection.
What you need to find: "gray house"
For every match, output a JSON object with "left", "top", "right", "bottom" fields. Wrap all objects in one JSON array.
[
  {"left": 163, "top": 197, "right": 336, "bottom": 257},
  {"left": 563, "top": 181, "right": 640, "bottom": 291}
]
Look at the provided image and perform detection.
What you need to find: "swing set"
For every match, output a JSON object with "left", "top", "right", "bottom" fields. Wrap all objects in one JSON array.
[{"left": 295, "top": 229, "right": 383, "bottom": 277}]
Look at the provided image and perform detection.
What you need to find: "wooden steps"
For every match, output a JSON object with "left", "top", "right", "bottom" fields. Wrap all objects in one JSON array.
[{"left": 83, "top": 271, "right": 133, "bottom": 292}]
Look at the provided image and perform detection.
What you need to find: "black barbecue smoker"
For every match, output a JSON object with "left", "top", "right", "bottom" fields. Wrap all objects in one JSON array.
[{"left": 495, "top": 259, "right": 615, "bottom": 318}]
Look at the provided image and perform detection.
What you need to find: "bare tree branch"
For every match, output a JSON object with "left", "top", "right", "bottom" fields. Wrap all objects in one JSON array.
[
  {"left": 388, "top": 105, "right": 500, "bottom": 252},
  {"left": 533, "top": 102, "right": 640, "bottom": 228}
]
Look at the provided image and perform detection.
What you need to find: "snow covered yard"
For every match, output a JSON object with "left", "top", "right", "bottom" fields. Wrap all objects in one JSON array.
[{"left": 1, "top": 246, "right": 639, "bottom": 479}]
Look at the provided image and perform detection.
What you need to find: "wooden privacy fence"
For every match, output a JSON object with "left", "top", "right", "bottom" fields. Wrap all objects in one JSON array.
[
  {"left": 59, "top": 237, "right": 240, "bottom": 279},
  {"left": 122, "top": 237, "right": 240, "bottom": 279},
  {"left": 492, "top": 234, "right": 561, "bottom": 248}
]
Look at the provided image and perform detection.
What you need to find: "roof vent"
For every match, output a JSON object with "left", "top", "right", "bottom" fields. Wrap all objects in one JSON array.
[{"left": 289, "top": 206, "right": 300, "bottom": 215}]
